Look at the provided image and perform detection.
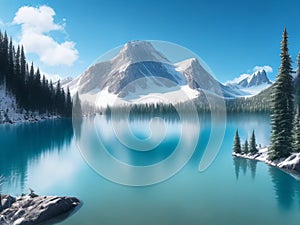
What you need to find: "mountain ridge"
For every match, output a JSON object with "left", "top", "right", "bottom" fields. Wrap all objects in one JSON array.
[
  {"left": 64, "top": 40, "right": 272, "bottom": 107},
  {"left": 225, "top": 69, "right": 273, "bottom": 96}
]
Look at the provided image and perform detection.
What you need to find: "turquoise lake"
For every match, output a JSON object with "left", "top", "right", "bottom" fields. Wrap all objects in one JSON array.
[{"left": 1, "top": 114, "right": 300, "bottom": 225}]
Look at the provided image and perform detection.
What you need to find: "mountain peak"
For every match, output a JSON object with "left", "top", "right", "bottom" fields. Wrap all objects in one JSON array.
[
  {"left": 226, "top": 69, "right": 271, "bottom": 88},
  {"left": 116, "top": 40, "right": 170, "bottom": 64},
  {"left": 252, "top": 69, "right": 267, "bottom": 80},
  {"left": 247, "top": 69, "right": 271, "bottom": 87},
  {"left": 253, "top": 69, "right": 266, "bottom": 75},
  {"left": 175, "top": 57, "right": 200, "bottom": 71},
  {"left": 224, "top": 69, "right": 272, "bottom": 96}
]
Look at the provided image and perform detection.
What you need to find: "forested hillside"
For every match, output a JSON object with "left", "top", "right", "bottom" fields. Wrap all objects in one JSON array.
[
  {"left": 226, "top": 85, "right": 273, "bottom": 113},
  {"left": 0, "top": 30, "right": 72, "bottom": 120}
]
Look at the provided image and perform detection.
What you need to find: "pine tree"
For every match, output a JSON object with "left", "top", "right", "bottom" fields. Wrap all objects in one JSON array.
[
  {"left": 0, "top": 31, "right": 9, "bottom": 85},
  {"left": 243, "top": 139, "right": 249, "bottom": 154},
  {"left": 7, "top": 38, "right": 14, "bottom": 87},
  {"left": 292, "top": 107, "right": 300, "bottom": 153},
  {"left": 14, "top": 45, "right": 20, "bottom": 78},
  {"left": 26, "top": 63, "right": 35, "bottom": 110},
  {"left": 295, "top": 52, "right": 300, "bottom": 107},
  {"left": 34, "top": 68, "right": 41, "bottom": 111},
  {"left": 55, "top": 80, "right": 61, "bottom": 112},
  {"left": 14, "top": 45, "right": 21, "bottom": 103},
  {"left": 60, "top": 88, "right": 66, "bottom": 115},
  {"left": 233, "top": 129, "right": 241, "bottom": 154},
  {"left": 2, "top": 32, "right": 9, "bottom": 79},
  {"left": 249, "top": 130, "right": 258, "bottom": 154},
  {"left": 269, "top": 28, "right": 294, "bottom": 160},
  {"left": 18, "top": 46, "right": 26, "bottom": 107},
  {"left": 20, "top": 46, "right": 26, "bottom": 75},
  {"left": 73, "top": 92, "right": 82, "bottom": 118},
  {"left": 40, "top": 75, "right": 47, "bottom": 113},
  {"left": 49, "top": 80, "right": 55, "bottom": 113},
  {"left": 65, "top": 87, "right": 72, "bottom": 117}
]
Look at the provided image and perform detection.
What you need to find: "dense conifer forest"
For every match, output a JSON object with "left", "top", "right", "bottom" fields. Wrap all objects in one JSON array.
[{"left": 0, "top": 30, "right": 72, "bottom": 117}]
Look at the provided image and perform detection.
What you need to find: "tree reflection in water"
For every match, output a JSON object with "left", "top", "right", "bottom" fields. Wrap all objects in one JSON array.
[{"left": 0, "top": 119, "right": 74, "bottom": 192}]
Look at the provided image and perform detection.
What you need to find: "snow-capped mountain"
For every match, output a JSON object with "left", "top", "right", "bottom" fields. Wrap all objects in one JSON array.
[
  {"left": 65, "top": 41, "right": 230, "bottom": 107},
  {"left": 65, "top": 40, "right": 269, "bottom": 107},
  {"left": 225, "top": 69, "right": 273, "bottom": 96},
  {"left": 175, "top": 58, "right": 222, "bottom": 96},
  {"left": 226, "top": 69, "right": 272, "bottom": 87}
]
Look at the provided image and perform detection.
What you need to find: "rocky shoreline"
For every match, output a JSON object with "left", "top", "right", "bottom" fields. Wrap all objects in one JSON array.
[
  {"left": 233, "top": 147, "right": 300, "bottom": 178},
  {"left": 0, "top": 194, "right": 80, "bottom": 225}
]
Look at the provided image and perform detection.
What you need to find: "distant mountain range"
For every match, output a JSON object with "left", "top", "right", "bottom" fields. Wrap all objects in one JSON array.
[
  {"left": 225, "top": 69, "right": 273, "bottom": 96},
  {"left": 63, "top": 41, "right": 273, "bottom": 107}
]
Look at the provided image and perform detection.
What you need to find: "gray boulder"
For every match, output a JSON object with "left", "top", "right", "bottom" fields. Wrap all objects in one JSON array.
[{"left": 0, "top": 195, "right": 80, "bottom": 225}]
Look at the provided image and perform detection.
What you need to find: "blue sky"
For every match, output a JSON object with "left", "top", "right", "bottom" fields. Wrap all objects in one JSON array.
[{"left": 0, "top": 0, "right": 300, "bottom": 83}]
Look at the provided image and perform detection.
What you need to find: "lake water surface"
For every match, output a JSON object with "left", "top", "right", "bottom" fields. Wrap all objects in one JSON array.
[{"left": 1, "top": 114, "right": 300, "bottom": 225}]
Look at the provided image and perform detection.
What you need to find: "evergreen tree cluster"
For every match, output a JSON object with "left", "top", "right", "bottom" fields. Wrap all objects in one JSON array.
[
  {"left": 105, "top": 92, "right": 271, "bottom": 116},
  {"left": 226, "top": 92, "right": 271, "bottom": 113},
  {"left": 104, "top": 95, "right": 227, "bottom": 118},
  {"left": 0, "top": 30, "right": 72, "bottom": 117},
  {"left": 233, "top": 129, "right": 258, "bottom": 155},
  {"left": 105, "top": 103, "right": 180, "bottom": 121}
]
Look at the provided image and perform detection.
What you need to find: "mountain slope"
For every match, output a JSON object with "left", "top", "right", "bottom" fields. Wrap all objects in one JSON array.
[
  {"left": 175, "top": 58, "right": 222, "bottom": 95},
  {"left": 65, "top": 40, "right": 273, "bottom": 108},
  {"left": 66, "top": 41, "right": 229, "bottom": 107}
]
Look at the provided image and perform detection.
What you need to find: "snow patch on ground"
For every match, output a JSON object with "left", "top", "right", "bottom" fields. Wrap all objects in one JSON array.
[
  {"left": 92, "top": 83, "right": 199, "bottom": 108},
  {"left": 0, "top": 84, "right": 23, "bottom": 123},
  {"left": 233, "top": 147, "right": 300, "bottom": 180},
  {"left": 0, "top": 85, "right": 60, "bottom": 124},
  {"left": 278, "top": 154, "right": 300, "bottom": 167}
]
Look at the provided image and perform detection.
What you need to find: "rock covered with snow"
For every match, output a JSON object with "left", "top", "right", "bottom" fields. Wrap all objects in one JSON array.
[
  {"left": 278, "top": 154, "right": 300, "bottom": 174},
  {"left": 0, "top": 194, "right": 80, "bottom": 225}
]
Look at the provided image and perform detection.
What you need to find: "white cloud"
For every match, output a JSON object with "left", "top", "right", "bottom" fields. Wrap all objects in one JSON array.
[
  {"left": 0, "top": 20, "right": 3, "bottom": 26},
  {"left": 253, "top": 65, "right": 273, "bottom": 73},
  {"left": 13, "top": 5, "right": 78, "bottom": 66}
]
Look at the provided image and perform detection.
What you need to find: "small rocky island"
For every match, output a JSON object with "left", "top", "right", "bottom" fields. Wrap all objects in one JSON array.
[{"left": 0, "top": 192, "right": 80, "bottom": 225}]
